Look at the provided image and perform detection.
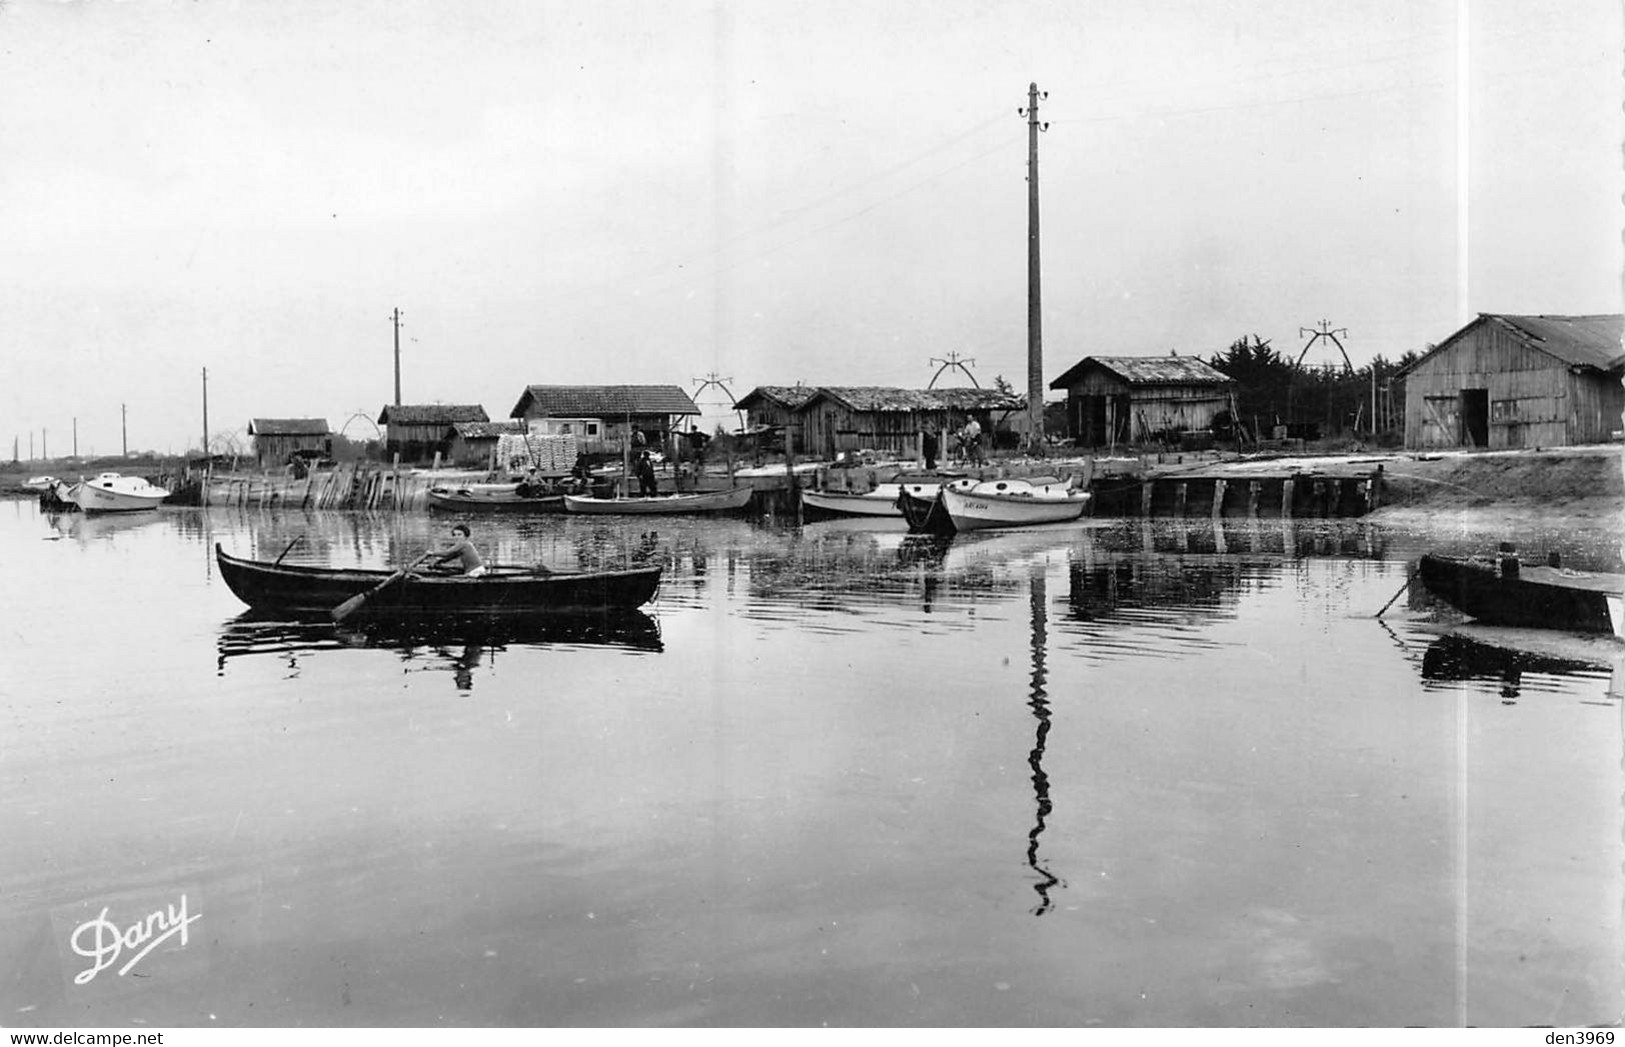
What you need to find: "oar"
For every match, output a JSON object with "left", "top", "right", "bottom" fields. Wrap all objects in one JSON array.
[
  {"left": 1374, "top": 570, "right": 1416, "bottom": 618},
  {"left": 273, "top": 534, "right": 305, "bottom": 565},
  {"left": 331, "top": 552, "right": 432, "bottom": 624}
]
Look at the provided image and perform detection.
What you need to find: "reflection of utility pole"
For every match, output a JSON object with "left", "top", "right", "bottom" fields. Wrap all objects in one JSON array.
[
  {"left": 1026, "top": 562, "right": 1062, "bottom": 915},
  {"left": 928, "top": 351, "right": 980, "bottom": 388}
]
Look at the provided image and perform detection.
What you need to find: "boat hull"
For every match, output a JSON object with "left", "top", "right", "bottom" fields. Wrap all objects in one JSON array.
[
  {"left": 72, "top": 474, "right": 171, "bottom": 513},
  {"left": 898, "top": 487, "right": 955, "bottom": 535},
  {"left": 427, "top": 485, "right": 566, "bottom": 513},
  {"left": 801, "top": 487, "right": 903, "bottom": 518},
  {"left": 1418, "top": 554, "right": 1625, "bottom": 636},
  {"left": 938, "top": 481, "right": 1090, "bottom": 532},
  {"left": 215, "top": 545, "right": 662, "bottom": 618},
  {"left": 563, "top": 487, "right": 753, "bottom": 515}
]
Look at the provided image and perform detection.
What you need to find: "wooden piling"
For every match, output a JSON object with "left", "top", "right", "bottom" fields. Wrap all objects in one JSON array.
[
  {"left": 1211, "top": 478, "right": 1226, "bottom": 519},
  {"left": 1282, "top": 477, "right": 1294, "bottom": 519}
]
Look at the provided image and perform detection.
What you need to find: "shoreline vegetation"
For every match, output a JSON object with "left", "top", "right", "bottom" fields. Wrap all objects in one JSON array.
[{"left": 2, "top": 444, "right": 1620, "bottom": 520}]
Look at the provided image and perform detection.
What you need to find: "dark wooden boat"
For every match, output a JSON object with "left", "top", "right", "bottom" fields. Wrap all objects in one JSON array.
[
  {"left": 215, "top": 544, "right": 661, "bottom": 618},
  {"left": 1418, "top": 550, "right": 1625, "bottom": 636},
  {"left": 426, "top": 481, "right": 567, "bottom": 513},
  {"left": 898, "top": 486, "right": 956, "bottom": 536}
]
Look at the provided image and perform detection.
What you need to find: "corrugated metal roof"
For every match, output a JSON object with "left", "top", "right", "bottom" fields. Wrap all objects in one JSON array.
[
  {"left": 1050, "top": 355, "right": 1234, "bottom": 389},
  {"left": 509, "top": 385, "right": 700, "bottom": 418},
  {"left": 734, "top": 385, "right": 817, "bottom": 410},
  {"left": 249, "top": 418, "right": 330, "bottom": 435},
  {"left": 802, "top": 386, "right": 1026, "bottom": 413},
  {"left": 376, "top": 404, "right": 490, "bottom": 425},
  {"left": 451, "top": 421, "right": 526, "bottom": 439}
]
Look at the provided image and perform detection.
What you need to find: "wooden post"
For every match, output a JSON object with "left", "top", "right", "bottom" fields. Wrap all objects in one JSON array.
[
  {"left": 1174, "top": 481, "right": 1187, "bottom": 517},
  {"left": 1211, "top": 478, "right": 1226, "bottom": 519},
  {"left": 786, "top": 424, "right": 801, "bottom": 524},
  {"left": 1247, "top": 480, "right": 1260, "bottom": 519},
  {"left": 1282, "top": 477, "right": 1294, "bottom": 519},
  {"left": 1140, "top": 480, "right": 1153, "bottom": 516}
]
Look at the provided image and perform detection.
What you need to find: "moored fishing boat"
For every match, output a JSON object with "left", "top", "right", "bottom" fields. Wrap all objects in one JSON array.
[
  {"left": 69, "top": 472, "right": 171, "bottom": 513},
  {"left": 214, "top": 544, "right": 662, "bottom": 618},
  {"left": 937, "top": 477, "right": 1090, "bottom": 532},
  {"left": 800, "top": 485, "right": 904, "bottom": 518},
  {"left": 1418, "top": 547, "right": 1625, "bottom": 636},
  {"left": 563, "top": 486, "right": 753, "bottom": 515},
  {"left": 426, "top": 481, "right": 567, "bottom": 513}
]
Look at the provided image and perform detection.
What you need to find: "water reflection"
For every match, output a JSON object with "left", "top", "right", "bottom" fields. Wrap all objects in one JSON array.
[
  {"left": 217, "top": 610, "right": 663, "bottom": 692},
  {"left": 1025, "top": 564, "right": 1063, "bottom": 914},
  {"left": 1419, "top": 629, "right": 1623, "bottom": 705}
]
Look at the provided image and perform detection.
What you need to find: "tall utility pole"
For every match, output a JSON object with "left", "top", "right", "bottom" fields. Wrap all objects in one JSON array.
[
  {"left": 122, "top": 403, "right": 128, "bottom": 457},
  {"left": 202, "top": 367, "right": 210, "bottom": 457},
  {"left": 73, "top": 417, "right": 77, "bottom": 458},
  {"left": 1020, "top": 83, "right": 1049, "bottom": 451},
  {"left": 392, "top": 308, "right": 403, "bottom": 406}
]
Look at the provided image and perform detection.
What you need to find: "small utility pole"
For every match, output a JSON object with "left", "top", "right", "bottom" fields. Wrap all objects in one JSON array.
[
  {"left": 73, "top": 417, "right": 78, "bottom": 458},
  {"left": 122, "top": 403, "right": 128, "bottom": 457},
  {"left": 1020, "top": 83, "right": 1049, "bottom": 451},
  {"left": 42, "top": 428, "right": 47, "bottom": 460},
  {"left": 202, "top": 367, "right": 210, "bottom": 457},
  {"left": 392, "top": 307, "right": 403, "bottom": 406}
]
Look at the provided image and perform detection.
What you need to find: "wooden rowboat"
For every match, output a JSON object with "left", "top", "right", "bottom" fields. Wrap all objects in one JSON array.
[
  {"left": 215, "top": 544, "right": 661, "bottom": 618},
  {"left": 563, "top": 486, "right": 753, "bottom": 515},
  {"left": 426, "top": 482, "right": 566, "bottom": 513},
  {"left": 938, "top": 477, "right": 1090, "bottom": 532},
  {"left": 800, "top": 486, "right": 905, "bottom": 518},
  {"left": 1418, "top": 550, "right": 1625, "bottom": 636}
]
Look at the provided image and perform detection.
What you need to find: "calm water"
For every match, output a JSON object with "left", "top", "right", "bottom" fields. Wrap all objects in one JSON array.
[{"left": 2, "top": 500, "right": 1620, "bottom": 1027}]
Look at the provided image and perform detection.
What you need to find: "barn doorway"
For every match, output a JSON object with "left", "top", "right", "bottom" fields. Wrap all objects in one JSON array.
[{"left": 1460, "top": 388, "right": 1489, "bottom": 447}]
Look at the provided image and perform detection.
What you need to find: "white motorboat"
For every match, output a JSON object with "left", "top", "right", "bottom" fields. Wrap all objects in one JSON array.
[
  {"left": 69, "top": 472, "right": 171, "bottom": 513},
  {"left": 937, "top": 477, "right": 1090, "bottom": 532},
  {"left": 22, "top": 475, "right": 59, "bottom": 491}
]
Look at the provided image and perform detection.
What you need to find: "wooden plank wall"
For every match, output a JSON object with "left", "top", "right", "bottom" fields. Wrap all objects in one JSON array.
[{"left": 1402, "top": 325, "right": 1594, "bottom": 448}]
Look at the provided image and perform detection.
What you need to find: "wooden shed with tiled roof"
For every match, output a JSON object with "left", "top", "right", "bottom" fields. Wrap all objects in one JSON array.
[
  {"left": 1396, "top": 313, "right": 1624, "bottom": 449},
  {"left": 734, "top": 385, "right": 817, "bottom": 432},
  {"left": 376, "top": 404, "right": 489, "bottom": 463},
  {"left": 1049, "top": 355, "right": 1235, "bottom": 448},
  {"left": 247, "top": 418, "right": 332, "bottom": 467},
  {"left": 508, "top": 385, "right": 700, "bottom": 452},
  {"left": 796, "top": 386, "right": 1025, "bottom": 458}
]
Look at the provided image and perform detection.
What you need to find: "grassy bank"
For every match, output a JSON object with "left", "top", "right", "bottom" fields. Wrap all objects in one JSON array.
[{"left": 1371, "top": 447, "right": 1624, "bottom": 520}]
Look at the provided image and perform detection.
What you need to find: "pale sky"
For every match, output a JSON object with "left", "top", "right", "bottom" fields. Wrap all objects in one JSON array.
[{"left": 2, "top": 0, "right": 1619, "bottom": 456}]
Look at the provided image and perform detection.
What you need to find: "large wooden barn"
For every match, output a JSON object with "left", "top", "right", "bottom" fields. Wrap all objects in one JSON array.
[
  {"left": 795, "top": 387, "right": 1025, "bottom": 458},
  {"left": 508, "top": 385, "right": 700, "bottom": 454},
  {"left": 247, "top": 418, "right": 331, "bottom": 467},
  {"left": 1397, "top": 313, "right": 1624, "bottom": 449},
  {"left": 1049, "top": 355, "right": 1235, "bottom": 448},
  {"left": 377, "top": 404, "right": 489, "bottom": 463}
]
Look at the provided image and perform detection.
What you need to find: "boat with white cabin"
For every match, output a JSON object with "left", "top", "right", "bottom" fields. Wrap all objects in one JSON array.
[
  {"left": 68, "top": 472, "right": 171, "bottom": 513},
  {"left": 937, "top": 476, "right": 1090, "bottom": 532}
]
